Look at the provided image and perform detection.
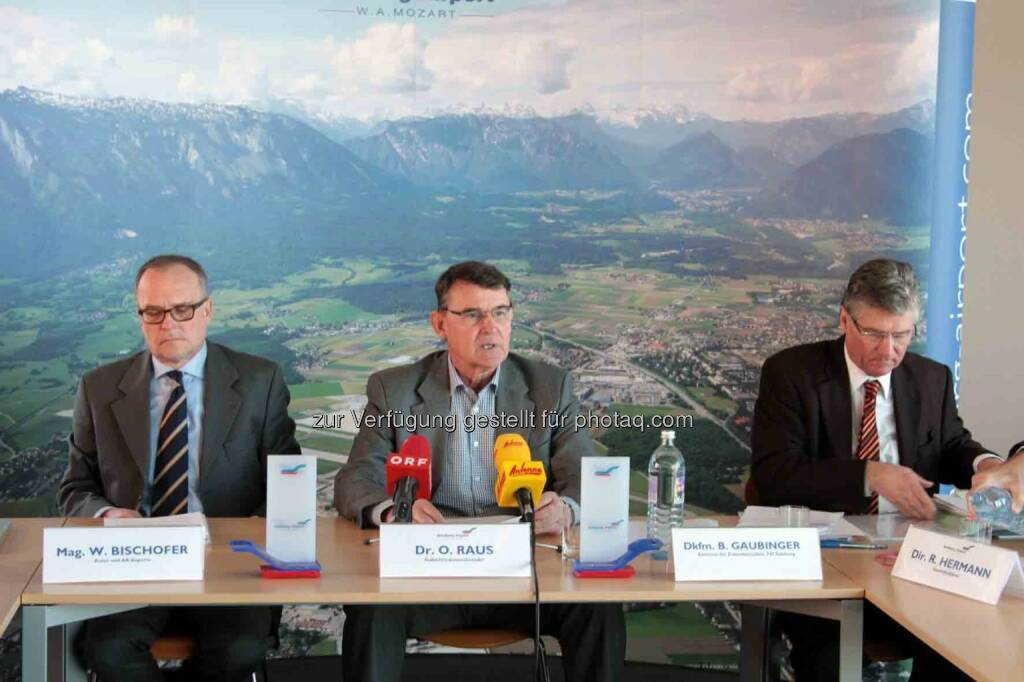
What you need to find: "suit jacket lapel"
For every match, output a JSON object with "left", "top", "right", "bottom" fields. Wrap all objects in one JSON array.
[
  {"left": 200, "top": 343, "right": 241, "bottom": 477},
  {"left": 819, "top": 338, "right": 853, "bottom": 459},
  {"left": 495, "top": 359, "right": 537, "bottom": 452},
  {"left": 111, "top": 351, "right": 153, "bottom": 480},
  {"left": 411, "top": 353, "right": 451, "bottom": 489},
  {"left": 892, "top": 363, "right": 921, "bottom": 470}
]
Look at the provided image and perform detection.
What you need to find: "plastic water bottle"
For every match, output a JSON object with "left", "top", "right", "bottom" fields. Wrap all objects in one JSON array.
[
  {"left": 969, "top": 487, "right": 1024, "bottom": 531},
  {"left": 647, "top": 430, "right": 685, "bottom": 559}
]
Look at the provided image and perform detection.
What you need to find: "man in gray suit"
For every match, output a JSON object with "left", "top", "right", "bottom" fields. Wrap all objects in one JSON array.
[
  {"left": 335, "top": 261, "right": 624, "bottom": 682},
  {"left": 58, "top": 254, "right": 301, "bottom": 682}
]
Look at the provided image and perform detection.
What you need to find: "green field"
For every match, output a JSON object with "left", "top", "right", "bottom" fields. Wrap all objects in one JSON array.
[
  {"left": 279, "top": 298, "right": 369, "bottom": 327},
  {"left": 291, "top": 381, "right": 345, "bottom": 400},
  {"left": 299, "top": 435, "right": 353, "bottom": 455},
  {"left": 0, "top": 497, "right": 57, "bottom": 516},
  {"left": 316, "top": 460, "right": 342, "bottom": 475},
  {"left": 686, "top": 387, "right": 737, "bottom": 418}
]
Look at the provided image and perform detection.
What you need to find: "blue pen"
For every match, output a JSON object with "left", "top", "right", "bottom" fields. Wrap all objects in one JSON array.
[{"left": 820, "top": 540, "right": 887, "bottom": 550}]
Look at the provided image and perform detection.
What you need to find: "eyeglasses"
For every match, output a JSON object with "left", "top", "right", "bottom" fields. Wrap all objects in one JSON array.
[
  {"left": 138, "top": 297, "right": 209, "bottom": 324},
  {"left": 846, "top": 309, "right": 916, "bottom": 346},
  {"left": 440, "top": 304, "right": 513, "bottom": 325}
]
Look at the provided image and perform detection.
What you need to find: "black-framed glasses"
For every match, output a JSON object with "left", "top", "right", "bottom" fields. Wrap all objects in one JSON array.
[
  {"left": 846, "top": 308, "right": 916, "bottom": 346},
  {"left": 440, "top": 304, "right": 513, "bottom": 325},
  {"left": 138, "top": 297, "right": 209, "bottom": 325}
]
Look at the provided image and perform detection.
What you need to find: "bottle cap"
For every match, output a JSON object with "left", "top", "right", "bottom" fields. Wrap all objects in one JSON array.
[{"left": 661, "top": 430, "right": 675, "bottom": 445}]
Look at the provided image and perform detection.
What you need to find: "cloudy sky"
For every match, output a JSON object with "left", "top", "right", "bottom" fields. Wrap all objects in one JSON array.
[{"left": 0, "top": 0, "right": 942, "bottom": 121}]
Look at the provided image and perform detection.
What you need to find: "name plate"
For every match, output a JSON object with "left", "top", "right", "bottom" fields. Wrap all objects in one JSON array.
[
  {"left": 892, "top": 526, "right": 1024, "bottom": 604},
  {"left": 379, "top": 523, "right": 530, "bottom": 578},
  {"left": 672, "top": 528, "right": 822, "bottom": 581},
  {"left": 43, "top": 526, "right": 204, "bottom": 584}
]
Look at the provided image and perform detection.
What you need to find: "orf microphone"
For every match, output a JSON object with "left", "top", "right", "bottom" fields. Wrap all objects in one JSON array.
[
  {"left": 493, "top": 433, "right": 547, "bottom": 521},
  {"left": 386, "top": 434, "right": 432, "bottom": 523}
]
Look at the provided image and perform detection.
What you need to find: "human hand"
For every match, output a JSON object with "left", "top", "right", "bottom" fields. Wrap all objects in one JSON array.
[
  {"left": 102, "top": 507, "right": 142, "bottom": 519},
  {"left": 972, "top": 455, "right": 1024, "bottom": 512},
  {"left": 866, "top": 461, "right": 935, "bottom": 519},
  {"left": 533, "top": 491, "right": 571, "bottom": 535},
  {"left": 410, "top": 499, "right": 445, "bottom": 524}
]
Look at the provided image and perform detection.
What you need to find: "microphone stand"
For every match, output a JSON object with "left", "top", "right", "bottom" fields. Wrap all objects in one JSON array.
[{"left": 527, "top": 502, "right": 551, "bottom": 682}]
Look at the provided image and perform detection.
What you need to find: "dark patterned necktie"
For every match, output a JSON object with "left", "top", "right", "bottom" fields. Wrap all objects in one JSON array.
[
  {"left": 152, "top": 370, "right": 188, "bottom": 516},
  {"left": 856, "top": 379, "right": 881, "bottom": 514}
]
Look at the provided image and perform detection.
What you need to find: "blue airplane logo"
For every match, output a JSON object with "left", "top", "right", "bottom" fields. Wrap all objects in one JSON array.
[
  {"left": 281, "top": 464, "right": 307, "bottom": 475},
  {"left": 595, "top": 465, "right": 620, "bottom": 477}
]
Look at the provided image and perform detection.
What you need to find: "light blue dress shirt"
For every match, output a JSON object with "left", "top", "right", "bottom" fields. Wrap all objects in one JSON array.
[
  {"left": 433, "top": 357, "right": 502, "bottom": 516},
  {"left": 144, "top": 343, "right": 207, "bottom": 516}
]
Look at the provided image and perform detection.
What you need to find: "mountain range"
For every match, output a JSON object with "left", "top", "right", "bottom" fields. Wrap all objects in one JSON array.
[{"left": 0, "top": 87, "right": 937, "bottom": 276}]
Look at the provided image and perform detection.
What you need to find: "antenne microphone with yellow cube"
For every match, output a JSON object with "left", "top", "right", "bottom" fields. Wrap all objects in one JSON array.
[{"left": 493, "top": 433, "right": 547, "bottom": 521}]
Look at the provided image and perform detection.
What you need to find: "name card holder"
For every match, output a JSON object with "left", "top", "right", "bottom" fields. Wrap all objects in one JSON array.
[
  {"left": 672, "top": 527, "right": 822, "bottom": 581},
  {"left": 379, "top": 523, "right": 530, "bottom": 578},
  {"left": 43, "top": 526, "right": 205, "bottom": 583},
  {"left": 892, "top": 526, "right": 1024, "bottom": 604},
  {"left": 267, "top": 455, "right": 317, "bottom": 562},
  {"left": 579, "top": 457, "right": 630, "bottom": 562}
]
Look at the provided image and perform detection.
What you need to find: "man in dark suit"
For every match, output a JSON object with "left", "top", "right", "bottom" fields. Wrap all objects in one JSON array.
[
  {"left": 58, "top": 254, "right": 301, "bottom": 682},
  {"left": 335, "top": 261, "right": 624, "bottom": 682},
  {"left": 752, "top": 258, "right": 1001, "bottom": 679}
]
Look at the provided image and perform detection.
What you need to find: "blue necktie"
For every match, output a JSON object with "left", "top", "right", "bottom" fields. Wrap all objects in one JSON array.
[{"left": 152, "top": 370, "right": 189, "bottom": 516}]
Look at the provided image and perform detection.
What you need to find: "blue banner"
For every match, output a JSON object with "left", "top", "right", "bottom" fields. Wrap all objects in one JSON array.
[{"left": 926, "top": 0, "right": 975, "bottom": 405}]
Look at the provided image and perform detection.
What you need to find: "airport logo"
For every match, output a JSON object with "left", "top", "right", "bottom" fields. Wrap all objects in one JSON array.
[
  {"left": 273, "top": 518, "right": 313, "bottom": 530},
  {"left": 438, "top": 527, "right": 478, "bottom": 539},
  {"left": 586, "top": 519, "right": 625, "bottom": 532}
]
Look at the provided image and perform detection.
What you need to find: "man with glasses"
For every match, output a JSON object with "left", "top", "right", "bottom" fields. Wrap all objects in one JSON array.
[
  {"left": 58, "top": 254, "right": 300, "bottom": 681},
  {"left": 751, "top": 258, "right": 999, "bottom": 679},
  {"left": 335, "top": 260, "right": 624, "bottom": 682}
]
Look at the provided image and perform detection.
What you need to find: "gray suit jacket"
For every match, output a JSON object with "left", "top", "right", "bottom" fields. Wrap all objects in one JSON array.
[
  {"left": 334, "top": 351, "right": 594, "bottom": 526},
  {"left": 58, "top": 342, "right": 301, "bottom": 518}
]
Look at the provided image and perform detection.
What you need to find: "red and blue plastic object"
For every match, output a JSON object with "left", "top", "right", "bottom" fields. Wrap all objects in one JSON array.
[
  {"left": 229, "top": 539, "right": 321, "bottom": 579},
  {"left": 572, "top": 538, "right": 663, "bottom": 578}
]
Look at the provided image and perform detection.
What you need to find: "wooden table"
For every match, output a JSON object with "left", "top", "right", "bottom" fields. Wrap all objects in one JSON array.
[
  {"left": 0, "top": 518, "right": 62, "bottom": 635},
  {"left": 824, "top": 541, "right": 1024, "bottom": 682},
  {"left": 20, "top": 517, "right": 867, "bottom": 682}
]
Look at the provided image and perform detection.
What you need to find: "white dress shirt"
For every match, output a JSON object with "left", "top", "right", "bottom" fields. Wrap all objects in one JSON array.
[
  {"left": 846, "top": 347, "right": 1000, "bottom": 512},
  {"left": 845, "top": 348, "right": 899, "bottom": 513}
]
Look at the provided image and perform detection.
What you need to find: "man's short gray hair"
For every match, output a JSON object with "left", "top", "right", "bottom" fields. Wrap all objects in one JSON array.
[{"left": 841, "top": 259, "right": 920, "bottom": 315}]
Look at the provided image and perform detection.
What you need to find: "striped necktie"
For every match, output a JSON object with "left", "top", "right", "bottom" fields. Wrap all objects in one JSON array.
[
  {"left": 152, "top": 370, "right": 189, "bottom": 516},
  {"left": 856, "top": 379, "right": 881, "bottom": 514}
]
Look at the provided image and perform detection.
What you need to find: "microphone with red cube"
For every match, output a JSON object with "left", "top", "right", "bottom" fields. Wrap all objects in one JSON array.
[{"left": 386, "top": 434, "right": 432, "bottom": 523}]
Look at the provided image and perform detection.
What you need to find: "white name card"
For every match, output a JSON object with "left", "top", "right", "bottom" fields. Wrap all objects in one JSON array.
[
  {"left": 672, "top": 528, "right": 822, "bottom": 581},
  {"left": 43, "top": 526, "right": 204, "bottom": 583},
  {"left": 580, "top": 457, "right": 630, "bottom": 562},
  {"left": 379, "top": 523, "right": 530, "bottom": 578},
  {"left": 892, "top": 526, "right": 1024, "bottom": 604}
]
